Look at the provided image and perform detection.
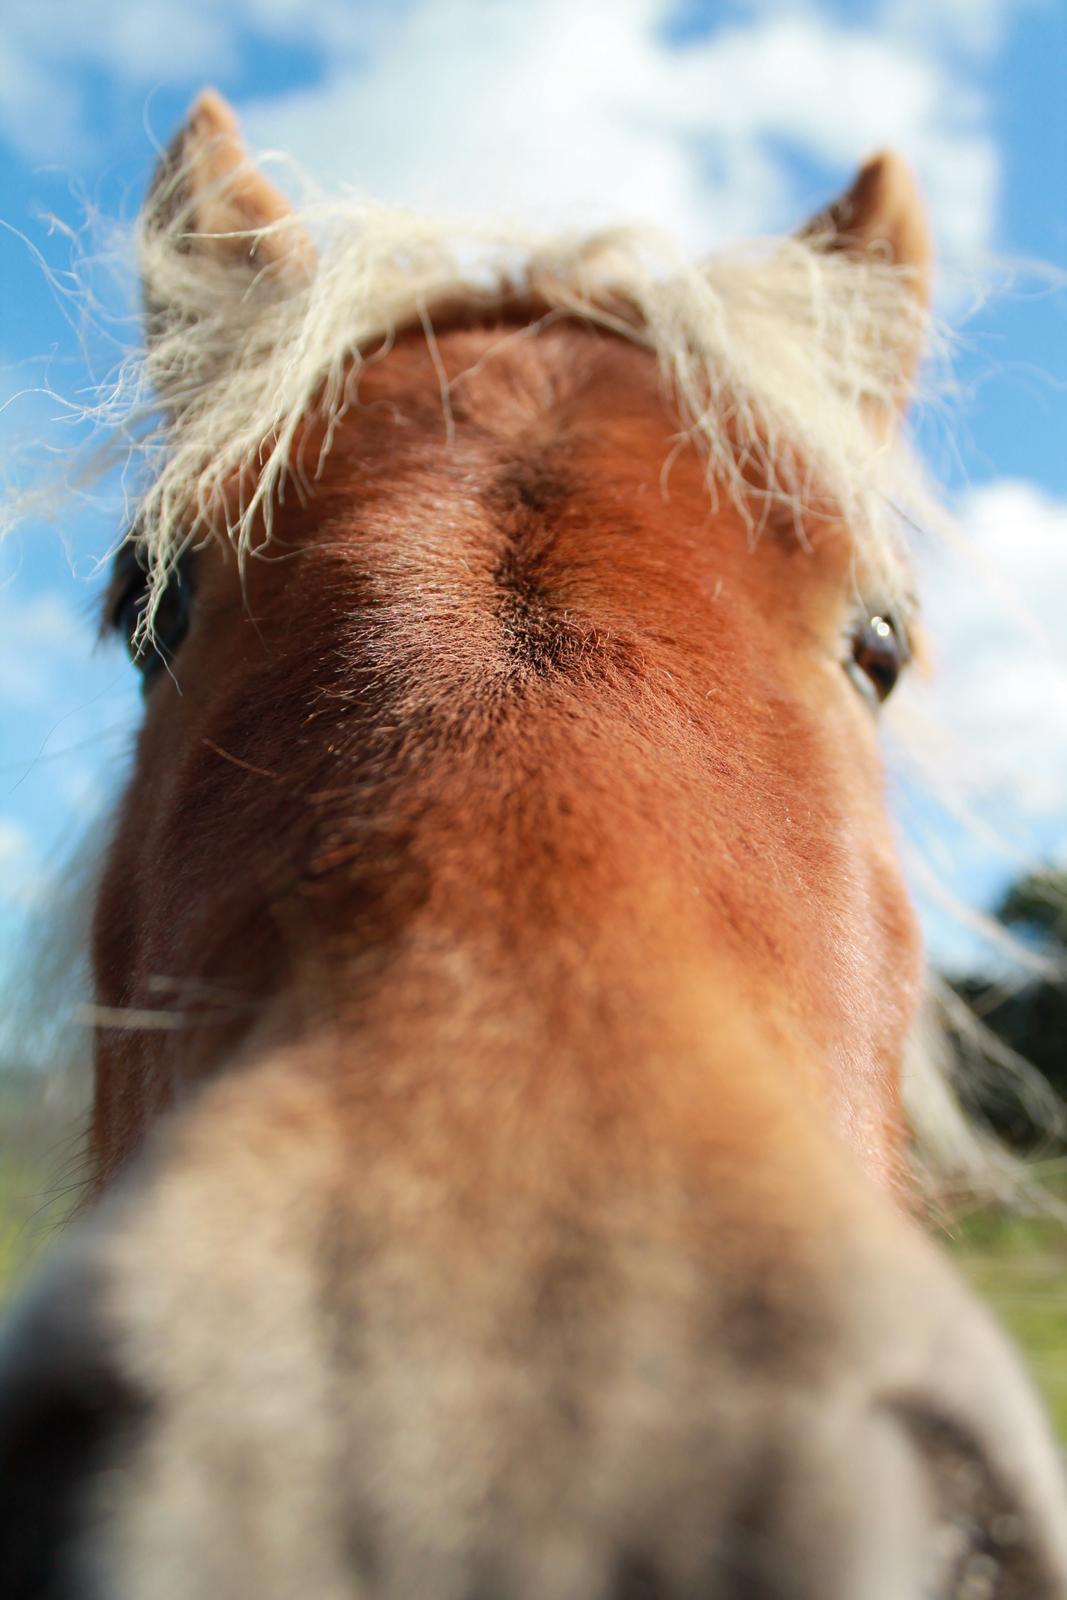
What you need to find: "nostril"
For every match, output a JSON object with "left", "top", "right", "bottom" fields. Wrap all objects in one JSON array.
[
  {"left": 611, "top": 1550, "right": 673, "bottom": 1599},
  {"left": 1, "top": 1375, "right": 120, "bottom": 1600},
  {"left": 0, "top": 1262, "right": 149, "bottom": 1600},
  {"left": 885, "top": 1398, "right": 1066, "bottom": 1600}
]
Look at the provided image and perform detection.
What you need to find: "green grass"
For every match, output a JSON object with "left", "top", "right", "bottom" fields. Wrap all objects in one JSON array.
[
  {"left": 0, "top": 1152, "right": 71, "bottom": 1290},
  {"left": 949, "top": 1184, "right": 1067, "bottom": 1441},
  {"left": 0, "top": 1169, "right": 43, "bottom": 1291},
  {"left": 0, "top": 1075, "right": 86, "bottom": 1297}
]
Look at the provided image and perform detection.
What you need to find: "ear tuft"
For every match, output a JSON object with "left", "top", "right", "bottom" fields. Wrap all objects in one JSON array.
[
  {"left": 800, "top": 152, "right": 931, "bottom": 307},
  {"left": 143, "top": 88, "right": 314, "bottom": 308},
  {"left": 799, "top": 153, "right": 932, "bottom": 415}
]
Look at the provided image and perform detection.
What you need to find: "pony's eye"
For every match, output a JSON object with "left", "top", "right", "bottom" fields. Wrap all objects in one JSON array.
[
  {"left": 108, "top": 549, "right": 195, "bottom": 687},
  {"left": 846, "top": 612, "right": 907, "bottom": 706}
]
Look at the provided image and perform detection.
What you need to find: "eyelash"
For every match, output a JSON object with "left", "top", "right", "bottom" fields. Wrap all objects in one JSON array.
[{"left": 108, "top": 549, "right": 196, "bottom": 688}]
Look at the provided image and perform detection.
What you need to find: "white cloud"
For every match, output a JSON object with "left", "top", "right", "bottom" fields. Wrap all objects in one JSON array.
[
  {"left": 880, "top": 0, "right": 1043, "bottom": 60},
  {"left": 237, "top": 0, "right": 999, "bottom": 263},
  {"left": 246, "top": 0, "right": 787, "bottom": 248},
  {"left": 0, "top": 0, "right": 386, "bottom": 161},
  {"left": 0, "top": 0, "right": 1007, "bottom": 263},
  {"left": 910, "top": 480, "right": 1067, "bottom": 829}
]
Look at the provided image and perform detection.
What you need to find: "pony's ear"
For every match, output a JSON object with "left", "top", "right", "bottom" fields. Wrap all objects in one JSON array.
[
  {"left": 142, "top": 89, "right": 314, "bottom": 340},
  {"left": 800, "top": 151, "right": 931, "bottom": 301},
  {"left": 799, "top": 152, "right": 931, "bottom": 400}
]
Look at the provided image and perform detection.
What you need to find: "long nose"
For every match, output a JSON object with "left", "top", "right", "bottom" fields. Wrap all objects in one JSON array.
[{"left": 0, "top": 1102, "right": 1065, "bottom": 1600}]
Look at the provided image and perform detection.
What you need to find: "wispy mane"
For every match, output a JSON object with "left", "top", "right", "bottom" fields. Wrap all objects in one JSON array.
[{"left": 130, "top": 169, "right": 943, "bottom": 631}]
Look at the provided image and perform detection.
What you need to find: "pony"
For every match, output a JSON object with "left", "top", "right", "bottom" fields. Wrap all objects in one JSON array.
[{"left": 0, "top": 89, "right": 1065, "bottom": 1599}]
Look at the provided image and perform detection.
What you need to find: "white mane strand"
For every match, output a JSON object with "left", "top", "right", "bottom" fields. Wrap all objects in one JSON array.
[{"left": 131, "top": 158, "right": 942, "bottom": 633}]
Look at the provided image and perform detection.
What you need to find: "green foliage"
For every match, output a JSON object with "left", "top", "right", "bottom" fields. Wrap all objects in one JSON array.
[
  {"left": 949, "top": 865, "right": 1067, "bottom": 1133},
  {"left": 1001, "top": 870, "right": 1067, "bottom": 950}
]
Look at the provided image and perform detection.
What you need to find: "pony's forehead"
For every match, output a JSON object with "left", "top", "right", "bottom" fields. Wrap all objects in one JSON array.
[{"left": 130, "top": 204, "right": 938, "bottom": 615}]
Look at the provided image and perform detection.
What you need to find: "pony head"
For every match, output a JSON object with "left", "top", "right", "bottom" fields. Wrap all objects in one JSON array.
[{"left": 1, "top": 91, "right": 1063, "bottom": 1600}]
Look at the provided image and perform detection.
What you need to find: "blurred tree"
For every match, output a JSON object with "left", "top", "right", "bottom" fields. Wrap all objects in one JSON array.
[
  {"left": 949, "top": 867, "right": 1067, "bottom": 1143},
  {"left": 1000, "top": 871, "right": 1067, "bottom": 951}
]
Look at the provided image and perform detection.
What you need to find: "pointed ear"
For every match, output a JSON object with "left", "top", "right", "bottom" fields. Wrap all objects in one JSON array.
[
  {"left": 799, "top": 152, "right": 931, "bottom": 402},
  {"left": 142, "top": 89, "right": 314, "bottom": 339}
]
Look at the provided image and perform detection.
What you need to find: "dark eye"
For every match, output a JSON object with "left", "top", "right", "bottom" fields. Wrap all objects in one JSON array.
[
  {"left": 107, "top": 547, "right": 195, "bottom": 688},
  {"left": 846, "top": 611, "right": 907, "bottom": 706}
]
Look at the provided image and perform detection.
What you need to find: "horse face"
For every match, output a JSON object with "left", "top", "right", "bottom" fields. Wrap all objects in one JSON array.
[
  {"left": 1, "top": 93, "right": 1065, "bottom": 1600},
  {"left": 91, "top": 322, "right": 921, "bottom": 1183}
]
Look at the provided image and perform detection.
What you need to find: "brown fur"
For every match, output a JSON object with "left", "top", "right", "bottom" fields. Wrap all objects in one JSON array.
[{"left": 91, "top": 324, "right": 919, "bottom": 1194}]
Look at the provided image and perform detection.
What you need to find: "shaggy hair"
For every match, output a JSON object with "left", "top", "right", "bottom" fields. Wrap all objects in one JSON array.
[
  {"left": 8, "top": 145, "right": 1053, "bottom": 1214},
  {"left": 129, "top": 155, "right": 942, "bottom": 636}
]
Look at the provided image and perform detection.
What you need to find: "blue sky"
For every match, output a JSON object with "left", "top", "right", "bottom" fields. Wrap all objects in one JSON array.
[{"left": 0, "top": 0, "right": 1065, "bottom": 976}]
